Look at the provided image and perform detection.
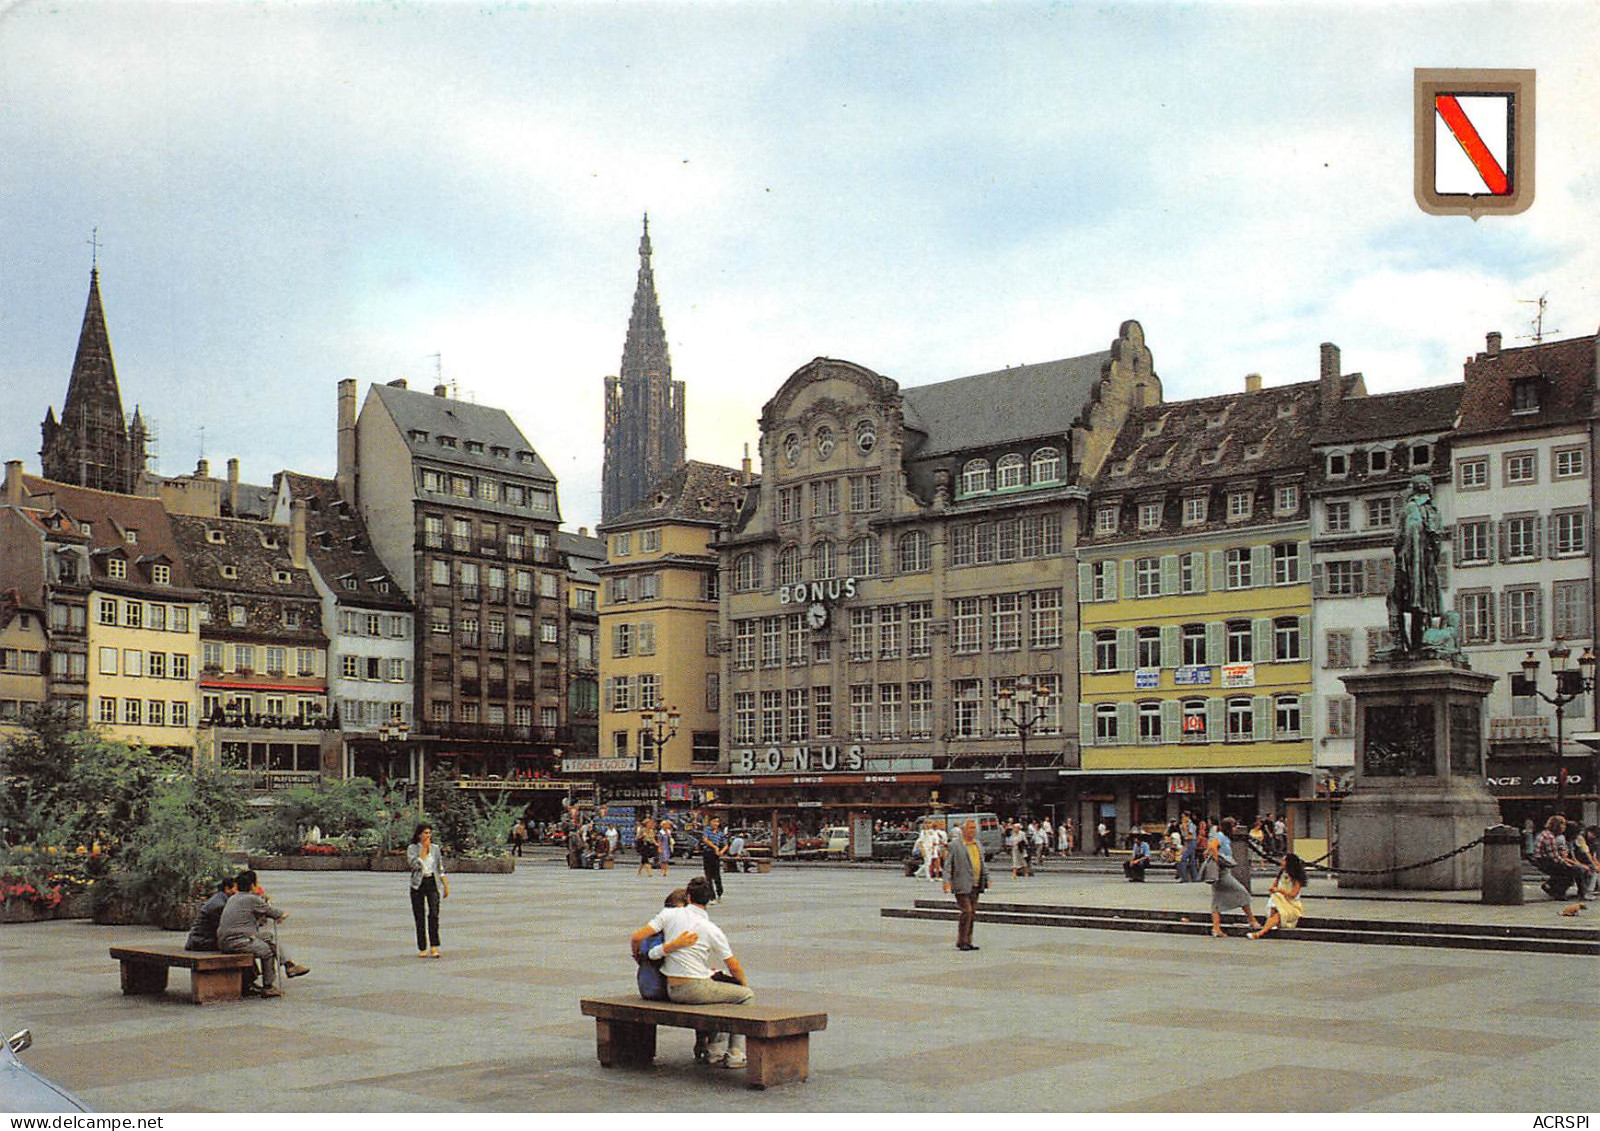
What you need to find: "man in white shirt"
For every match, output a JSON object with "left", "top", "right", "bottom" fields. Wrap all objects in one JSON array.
[{"left": 630, "top": 876, "right": 753, "bottom": 1069}]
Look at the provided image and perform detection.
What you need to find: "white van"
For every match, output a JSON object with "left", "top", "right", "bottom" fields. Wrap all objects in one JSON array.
[
  {"left": 917, "top": 812, "right": 1003, "bottom": 860},
  {"left": 819, "top": 826, "right": 850, "bottom": 855}
]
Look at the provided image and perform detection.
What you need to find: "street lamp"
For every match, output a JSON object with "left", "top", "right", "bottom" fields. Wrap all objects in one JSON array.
[
  {"left": 997, "top": 675, "right": 1049, "bottom": 821},
  {"left": 1520, "top": 642, "right": 1597, "bottom": 816},
  {"left": 638, "top": 700, "right": 680, "bottom": 819}
]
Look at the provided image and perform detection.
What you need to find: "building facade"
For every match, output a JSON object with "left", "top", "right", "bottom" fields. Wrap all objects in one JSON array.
[
  {"left": 340, "top": 378, "right": 571, "bottom": 814},
  {"left": 0, "top": 590, "right": 48, "bottom": 736},
  {"left": 601, "top": 216, "right": 686, "bottom": 523},
  {"left": 705, "top": 323, "right": 1158, "bottom": 832},
  {"left": 39, "top": 269, "right": 148, "bottom": 496},
  {"left": 560, "top": 528, "right": 604, "bottom": 759},
  {"left": 596, "top": 461, "right": 746, "bottom": 809}
]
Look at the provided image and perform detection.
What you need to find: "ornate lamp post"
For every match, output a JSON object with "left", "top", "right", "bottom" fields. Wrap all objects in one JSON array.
[
  {"left": 638, "top": 701, "right": 680, "bottom": 820},
  {"left": 377, "top": 720, "right": 415, "bottom": 809},
  {"left": 997, "top": 675, "right": 1049, "bottom": 820},
  {"left": 1520, "top": 642, "right": 1597, "bottom": 816}
]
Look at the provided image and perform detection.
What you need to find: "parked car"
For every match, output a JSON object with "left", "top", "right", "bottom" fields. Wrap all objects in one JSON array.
[
  {"left": 2, "top": 1027, "right": 90, "bottom": 1112},
  {"left": 819, "top": 825, "right": 850, "bottom": 855},
  {"left": 872, "top": 829, "right": 919, "bottom": 862}
]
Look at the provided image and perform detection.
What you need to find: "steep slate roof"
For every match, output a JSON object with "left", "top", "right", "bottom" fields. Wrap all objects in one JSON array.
[
  {"left": 19, "top": 474, "right": 199, "bottom": 597},
  {"left": 1315, "top": 383, "right": 1464, "bottom": 443},
  {"left": 558, "top": 530, "right": 605, "bottom": 586},
  {"left": 58, "top": 269, "right": 125, "bottom": 429},
  {"left": 370, "top": 382, "right": 555, "bottom": 481},
  {"left": 901, "top": 351, "right": 1111, "bottom": 457},
  {"left": 1457, "top": 332, "right": 1597, "bottom": 437},
  {"left": 279, "top": 472, "right": 411, "bottom": 611},
  {"left": 602, "top": 460, "right": 748, "bottom": 530},
  {"left": 168, "top": 514, "right": 319, "bottom": 599},
  {"left": 1095, "top": 380, "right": 1321, "bottom": 494}
]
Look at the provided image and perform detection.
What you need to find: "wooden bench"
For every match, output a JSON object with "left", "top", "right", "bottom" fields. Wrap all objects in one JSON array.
[
  {"left": 109, "top": 945, "right": 258, "bottom": 1004},
  {"left": 580, "top": 994, "right": 826, "bottom": 1089}
]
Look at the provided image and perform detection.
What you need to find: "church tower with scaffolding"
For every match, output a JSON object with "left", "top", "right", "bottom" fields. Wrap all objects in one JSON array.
[
  {"left": 39, "top": 267, "right": 148, "bottom": 494},
  {"left": 601, "top": 215, "right": 686, "bottom": 523}
]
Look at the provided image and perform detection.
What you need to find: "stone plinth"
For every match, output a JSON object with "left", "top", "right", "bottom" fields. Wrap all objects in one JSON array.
[{"left": 1338, "top": 661, "right": 1501, "bottom": 890}]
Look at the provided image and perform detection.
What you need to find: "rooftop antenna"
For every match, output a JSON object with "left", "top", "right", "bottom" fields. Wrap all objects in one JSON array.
[
  {"left": 198, "top": 424, "right": 206, "bottom": 461},
  {"left": 1516, "top": 293, "right": 1559, "bottom": 344},
  {"left": 87, "top": 227, "right": 102, "bottom": 270}
]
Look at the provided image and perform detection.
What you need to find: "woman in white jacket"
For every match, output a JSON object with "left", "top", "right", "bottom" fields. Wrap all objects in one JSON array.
[{"left": 407, "top": 822, "right": 450, "bottom": 957}]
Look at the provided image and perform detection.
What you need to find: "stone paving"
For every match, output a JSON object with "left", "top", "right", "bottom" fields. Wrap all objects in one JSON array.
[{"left": 3, "top": 858, "right": 1595, "bottom": 1112}]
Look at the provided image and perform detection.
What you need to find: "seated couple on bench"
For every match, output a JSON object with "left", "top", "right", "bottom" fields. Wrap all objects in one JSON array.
[
  {"left": 185, "top": 870, "right": 310, "bottom": 997},
  {"left": 630, "top": 876, "right": 752, "bottom": 1069}
]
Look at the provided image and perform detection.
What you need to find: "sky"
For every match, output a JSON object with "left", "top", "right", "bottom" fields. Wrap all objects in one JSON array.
[{"left": 1, "top": 1, "right": 1596, "bottom": 533}]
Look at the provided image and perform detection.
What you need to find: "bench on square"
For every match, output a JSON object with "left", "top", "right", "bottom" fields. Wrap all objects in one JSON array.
[
  {"left": 579, "top": 994, "right": 826, "bottom": 1089},
  {"left": 109, "top": 945, "right": 257, "bottom": 1004}
]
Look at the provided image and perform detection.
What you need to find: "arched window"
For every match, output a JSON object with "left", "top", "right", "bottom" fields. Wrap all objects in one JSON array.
[
  {"left": 997, "top": 454, "right": 1026, "bottom": 489},
  {"left": 734, "top": 552, "right": 763, "bottom": 593},
  {"left": 1137, "top": 700, "right": 1163, "bottom": 743},
  {"left": 1032, "top": 447, "right": 1061, "bottom": 483},
  {"left": 961, "top": 459, "right": 991, "bottom": 496},
  {"left": 1226, "top": 697, "right": 1254, "bottom": 741},
  {"left": 776, "top": 544, "right": 802, "bottom": 586},
  {"left": 897, "top": 530, "right": 930, "bottom": 573},
  {"left": 1094, "top": 703, "right": 1119, "bottom": 744},
  {"left": 811, "top": 540, "right": 837, "bottom": 580},
  {"left": 850, "top": 536, "right": 880, "bottom": 577}
]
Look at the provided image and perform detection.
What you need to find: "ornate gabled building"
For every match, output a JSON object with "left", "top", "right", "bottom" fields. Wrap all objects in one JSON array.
[
  {"left": 602, "top": 216, "right": 686, "bottom": 523},
  {"left": 40, "top": 269, "right": 148, "bottom": 495}
]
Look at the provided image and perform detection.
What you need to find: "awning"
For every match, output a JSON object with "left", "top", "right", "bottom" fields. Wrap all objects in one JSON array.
[{"left": 1056, "top": 766, "right": 1315, "bottom": 777}]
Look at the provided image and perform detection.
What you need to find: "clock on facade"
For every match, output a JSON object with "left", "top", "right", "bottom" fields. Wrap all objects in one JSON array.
[{"left": 806, "top": 602, "right": 828, "bottom": 631}]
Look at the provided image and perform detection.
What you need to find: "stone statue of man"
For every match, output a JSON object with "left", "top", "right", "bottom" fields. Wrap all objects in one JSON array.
[{"left": 1388, "top": 474, "right": 1444, "bottom": 653}]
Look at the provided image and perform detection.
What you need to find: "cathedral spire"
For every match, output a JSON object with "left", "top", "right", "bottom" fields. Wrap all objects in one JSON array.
[
  {"left": 61, "top": 267, "right": 125, "bottom": 427},
  {"left": 622, "top": 213, "right": 670, "bottom": 382},
  {"left": 40, "top": 266, "right": 139, "bottom": 494}
]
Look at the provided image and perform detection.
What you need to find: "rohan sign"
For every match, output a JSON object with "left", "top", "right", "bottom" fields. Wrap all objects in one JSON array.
[{"left": 733, "top": 745, "right": 866, "bottom": 774}]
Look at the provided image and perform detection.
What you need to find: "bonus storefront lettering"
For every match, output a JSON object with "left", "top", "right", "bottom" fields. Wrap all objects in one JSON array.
[{"left": 733, "top": 745, "right": 867, "bottom": 774}]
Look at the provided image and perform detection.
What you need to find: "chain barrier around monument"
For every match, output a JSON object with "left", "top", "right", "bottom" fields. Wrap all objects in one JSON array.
[{"left": 1246, "top": 834, "right": 1486, "bottom": 877}]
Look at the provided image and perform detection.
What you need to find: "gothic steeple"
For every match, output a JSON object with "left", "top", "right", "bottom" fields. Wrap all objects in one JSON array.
[
  {"left": 602, "top": 215, "right": 687, "bottom": 523},
  {"left": 40, "top": 266, "right": 142, "bottom": 494}
]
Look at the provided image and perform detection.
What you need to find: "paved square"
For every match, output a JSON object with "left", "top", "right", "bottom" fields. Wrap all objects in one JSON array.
[{"left": 3, "top": 858, "right": 1593, "bottom": 1111}]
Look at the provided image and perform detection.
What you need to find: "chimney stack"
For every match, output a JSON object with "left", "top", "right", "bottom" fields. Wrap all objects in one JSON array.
[
  {"left": 227, "top": 458, "right": 240, "bottom": 516},
  {"left": 3, "top": 460, "right": 23, "bottom": 506},
  {"left": 196, "top": 458, "right": 210, "bottom": 478},
  {"left": 336, "top": 378, "right": 359, "bottom": 507},
  {"left": 433, "top": 384, "right": 449, "bottom": 398},
  {"left": 1486, "top": 331, "right": 1502, "bottom": 357},
  {"left": 387, "top": 378, "right": 407, "bottom": 389},
  {"left": 1319, "top": 342, "right": 1343, "bottom": 420},
  {"left": 290, "top": 498, "right": 308, "bottom": 570},
  {"left": 1245, "top": 372, "right": 1262, "bottom": 393},
  {"left": 741, "top": 444, "right": 753, "bottom": 485}
]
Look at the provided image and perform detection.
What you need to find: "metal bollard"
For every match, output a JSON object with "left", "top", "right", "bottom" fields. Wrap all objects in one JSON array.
[{"left": 1480, "top": 824, "right": 1524, "bottom": 905}]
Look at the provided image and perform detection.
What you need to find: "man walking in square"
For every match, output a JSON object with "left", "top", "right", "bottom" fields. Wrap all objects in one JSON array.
[{"left": 943, "top": 819, "right": 988, "bottom": 951}]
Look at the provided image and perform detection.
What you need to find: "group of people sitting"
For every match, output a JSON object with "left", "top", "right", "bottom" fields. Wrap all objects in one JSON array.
[
  {"left": 1531, "top": 815, "right": 1599, "bottom": 901},
  {"left": 184, "top": 871, "right": 310, "bottom": 997}
]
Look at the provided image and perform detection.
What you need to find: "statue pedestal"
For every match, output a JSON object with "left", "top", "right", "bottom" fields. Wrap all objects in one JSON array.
[{"left": 1337, "top": 662, "right": 1500, "bottom": 890}]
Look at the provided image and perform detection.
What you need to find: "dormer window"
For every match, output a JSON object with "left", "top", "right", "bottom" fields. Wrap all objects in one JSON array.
[
  {"left": 107, "top": 557, "right": 127, "bottom": 580},
  {"left": 206, "top": 529, "right": 226, "bottom": 545},
  {"left": 1182, "top": 495, "right": 1208, "bottom": 526},
  {"left": 409, "top": 430, "right": 429, "bottom": 443},
  {"left": 283, "top": 609, "right": 300, "bottom": 628},
  {"left": 1137, "top": 500, "right": 1162, "bottom": 531},
  {"left": 465, "top": 440, "right": 485, "bottom": 454},
  {"left": 1112, "top": 459, "right": 1131, "bottom": 476},
  {"left": 274, "top": 570, "right": 292, "bottom": 584},
  {"left": 438, "top": 435, "right": 458, "bottom": 449},
  {"left": 79, "top": 521, "right": 92, "bottom": 536},
  {"left": 1410, "top": 442, "right": 1432, "bottom": 468},
  {"left": 1141, "top": 418, "right": 1165, "bottom": 439},
  {"left": 124, "top": 529, "right": 138, "bottom": 545},
  {"left": 341, "top": 577, "right": 358, "bottom": 591},
  {"left": 961, "top": 459, "right": 992, "bottom": 496},
  {"left": 1199, "top": 449, "right": 1221, "bottom": 466},
  {"left": 261, "top": 533, "right": 279, "bottom": 549},
  {"left": 221, "top": 564, "right": 238, "bottom": 580},
  {"left": 1277, "top": 403, "right": 1296, "bottom": 419},
  {"left": 375, "top": 580, "right": 390, "bottom": 593},
  {"left": 518, "top": 451, "right": 536, "bottom": 465},
  {"left": 1095, "top": 506, "right": 1118, "bottom": 535},
  {"left": 1243, "top": 443, "right": 1263, "bottom": 460},
  {"left": 1031, "top": 447, "right": 1061, "bottom": 483},
  {"left": 1207, "top": 410, "right": 1228, "bottom": 429},
  {"left": 492, "top": 446, "right": 509, "bottom": 459},
  {"left": 1511, "top": 377, "right": 1540, "bottom": 414},
  {"left": 1228, "top": 490, "right": 1254, "bottom": 520},
  {"left": 152, "top": 563, "right": 171, "bottom": 586},
  {"left": 230, "top": 605, "right": 246, "bottom": 626},
  {"left": 1368, "top": 449, "right": 1390, "bottom": 473},
  {"left": 996, "top": 454, "right": 1025, "bottom": 489},
  {"left": 1327, "top": 452, "right": 1349, "bottom": 478}
]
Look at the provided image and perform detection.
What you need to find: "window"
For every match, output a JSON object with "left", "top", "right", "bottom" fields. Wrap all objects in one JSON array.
[
  {"left": 776, "top": 486, "right": 801, "bottom": 524},
  {"left": 974, "top": 523, "right": 995, "bottom": 563},
  {"left": 907, "top": 602, "right": 932, "bottom": 658},
  {"left": 761, "top": 618, "right": 782, "bottom": 668},
  {"left": 1458, "top": 519, "right": 1492, "bottom": 565},
  {"left": 734, "top": 621, "right": 755, "bottom": 669},
  {"left": 230, "top": 605, "right": 247, "bottom": 627},
  {"left": 1511, "top": 377, "right": 1540, "bottom": 414},
  {"left": 1095, "top": 507, "right": 1118, "bottom": 535},
  {"left": 1272, "top": 542, "right": 1300, "bottom": 586},
  {"left": 1553, "top": 581, "right": 1590, "bottom": 641},
  {"left": 612, "top": 623, "right": 633, "bottom": 658},
  {"left": 106, "top": 557, "right": 127, "bottom": 580},
  {"left": 1226, "top": 620, "right": 1252, "bottom": 664},
  {"left": 847, "top": 474, "right": 882, "bottom": 512},
  {"left": 123, "top": 699, "right": 141, "bottom": 725},
  {"left": 1090, "top": 560, "right": 1115, "bottom": 603},
  {"left": 849, "top": 684, "right": 873, "bottom": 738},
  {"left": 1030, "top": 590, "right": 1062, "bottom": 649},
  {"left": 1019, "top": 516, "right": 1042, "bottom": 559},
  {"left": 786, "top": 613, "right": 806, "bottom": 665},
  {"left": 171, "top": 701, "right": 189, "bottom": 728},
  {"left": 1274, "top": 616, "right": 1303, "bottom": 661},
  {"left": 98, "top": 646, "right": 118, "bottom": 675},
  {"left": 1181, "top": 624, "right": 1207, "bottom": 667},
  {"left": 814, "top": 687, "right": 834, "bottom": 739},
  {"left": 1094, "top": 703, "right": 1118, "bottom": 744},
  {"left": 1094, "top": 630, "right": 1118, "bottom": 673},
  {"left": 1366, "top": 497, "right": 1394, "bottom": 529},
  {"left": 341, "top": 655, "right": 361, "bottom": 679},
  {"left": 1274, "top": 485, "right": 1299, "bottom": 515},
  {"left": 265, "top": 647, "right": 286, "bottom": 675},
  {"left": 99, "top": 597, "right": 118, "bottom": 625},
  {"left": 171, "top": 654, "right": 189, "bottom": 680},
  {"left": 99, "top": 697, "right": 116, "bottom": 723},
  {"left": 612, "top": 532, "right": 632, "bottom": 557},
  {"left": 952, "top": 598, "right": 982, "bottom": 653},
  {"left": 788, "top": 689, "right": 810, "bottom": 741},
  {"left": 1505, "top": 586, "right": 1542, "bottom": 641},
  {"left": 773, "top": 545, "right": 801, "bottom": 586},
  {"left": 849, "top": 536, "right": 880, "bottom": 577},
  {"left": 1136, "top": 627, "right": 1160, "bottom": 669},
  {"left": 1275, "top": 695, "right": 1302, "bottom": 739},
  {"left": 1138, "top": 501, "right": 1162, "bottom": 530},
  {"left": 203, "top": 642, "right": 224, "bottom": 670},
  {"left": 810, "top": 478, "right": 839, "bottom": 516},
  {"left": 1554, "top": 447, "right": 1587, "bottom": 479},
  {"left": 1226, "top": 698, "right": 1253, "bottom": 741},
  {"left": 877, "top": 605, "right": 902, "bottom": 659},
  {"left": 849, "top": 608, "right": 873, "bottom": 661},
  {"left": 734, "top": 693, "right": 755, "bottom": 745},
  {"left": 173, "top": 607, "right": 189, "bottom": 633},
  {"left": 1552, "top": 511, "right": 1587, "bottom": 557},
  {"left": 952, "top": 680, "right": 982, "bottom": 738},
  {"left": 1458, "top": 457, "right": 1489, "bottom": 489},
  {"left": 1504, "top": 451, "right": 1537, "bottom": 485},
  {"left": 1182, "top": 496, "right": 1207, "bottom": 526},
  {"left": 897, "top": 531, "right": 930, "bottom": 573},
  {"left": 1409, "top": 442, "right": 1432, "bottom": 468},
  {"left": 1325, "top": 697, "right": 1354, "bottom": 737},
  {"left": 1135, "top": 558, "right": 1161, "bottom": 598},
  {"left": 811, "top": 541, "right": 837, "bottom": 579},
  {"left": 961, "top": 460, "right": 991, "bottom": 496},
  {"left": 1227, "top": 490, "right": 1253, "bottom": 520},
  {"left": 151, "top": 563, "right": 170, "bottom": 586},
  {"left": 1031, "top": 448, "right": 1060, "bottom": 483},
  {"left": 1180, "top": 699, "right": 1207, "bottom": 742},
  {"left": 1367, "top": 449, "right": 1390, "bottom": 473},
  {"left": 638, "top": 528, "right": 661, "bottom": 552},
  {"left": 1503, "top": 514, "right": 1540, "bottom": 561},
  {"left": 907, "top": 682, "right": 931, "bottom": 739},
  {"left": 995, "top": 455, "right": 1025, "bottom": 490},
  {"left": 1125, "top": 700, "right": 1159, "bottom": 744},
  {"left": 991, "top": 594, "right": 1022, "bottom": 651},
  {"left": 734, "top": 553, "right": 762, "bottom": 592},
  {"left": 1327, "top": 453, "right": 1348, "bottom": 478},
  {"left": 1326, "top": 560, "right": 1364, "bottom": 596},
  {"left": 996, "top": 519, "right": 1019, "bottom": 562},
  {"left": 877, "top": 684, "right": 902, "bottom": 739},
  {"left": 1225, "top": 548, "right": 1252, "bottom": 589}
]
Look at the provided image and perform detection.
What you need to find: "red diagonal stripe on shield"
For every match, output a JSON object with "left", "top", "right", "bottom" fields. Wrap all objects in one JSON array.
[{"left": 1436, "top": 95, "right": 1510, "bottom": 195}]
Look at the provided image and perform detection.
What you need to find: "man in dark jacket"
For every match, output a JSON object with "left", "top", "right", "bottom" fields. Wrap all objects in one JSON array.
[{"left": 184, "top": 876, "right": 238, "bottom": 951}]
